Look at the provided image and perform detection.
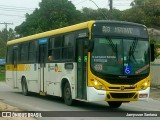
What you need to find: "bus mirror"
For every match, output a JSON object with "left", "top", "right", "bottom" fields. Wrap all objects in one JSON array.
[
  {"left": 88, "top": 40, "right": 94, "bottom": 52},
  {"left": 150, "top": 44, "right": 155, "bottom": 62}
]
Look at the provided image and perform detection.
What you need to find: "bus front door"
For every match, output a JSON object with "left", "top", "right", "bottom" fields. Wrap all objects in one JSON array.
[
  {"left": 13, "top": 48, "right": 18, "bottom": 88},
  {"left": 77, "top": 39, "right": 87, "bottom": 100},
  {"left": 39, "top": 44, "right": 47, "bottom": 95}
]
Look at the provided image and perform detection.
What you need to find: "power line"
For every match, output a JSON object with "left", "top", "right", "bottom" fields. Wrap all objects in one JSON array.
[
  {"left": 75, "top": 0, "right": 86, "bottom": 6},
  {"left": 0, "top": 5, "right": 35, "bottom": 11},
  {"left": 0, "top": 14, "right": 25, "bottom": 18},
  {"left": 89, "top": 0, "right": 107, "bottom": 19},
  {"left": 0, "top": 6, "right": 34, "bottom": 12},
  {"left": 0, "top": 8, "right": 33, "bottom": 13}
]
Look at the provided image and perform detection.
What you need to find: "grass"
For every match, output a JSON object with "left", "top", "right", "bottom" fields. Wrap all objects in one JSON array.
[
  {"left": 0, "top": 73, "right": 5, "bottom": 81},
  {"left": 0, "top": 65, "right": 5, "bottom": 81}
]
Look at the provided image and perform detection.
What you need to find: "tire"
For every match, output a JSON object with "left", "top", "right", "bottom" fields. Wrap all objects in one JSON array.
[
  {"left": 21, "top": 78, "right": 29, "bottom": 96},
  {"left": 63, "top": 82, "right": 73, "bottom": 105},
  {"left": 107, "top": 101, "right": 122, "bottom": 108}
]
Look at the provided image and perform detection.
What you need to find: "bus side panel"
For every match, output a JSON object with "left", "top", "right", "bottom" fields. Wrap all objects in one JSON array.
[
  {"left": 16, "top": 64, "right": 39, "bottom": 93},
  {"left": 6, "top": 64, "right": 14, "bottom": 88},
  {"left": 46, "top": 63, "right": 62, "bottom": 96},
  {"left": 46, "top": 63, "right": 77, "bottom": 99},
  {"left": 25, "top": 63, "right": 39, "bottom": 93}
]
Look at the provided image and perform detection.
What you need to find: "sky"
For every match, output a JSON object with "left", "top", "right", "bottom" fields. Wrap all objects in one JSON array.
[{"left": 0, "top": 0, "right": 133, "bottom": 30}]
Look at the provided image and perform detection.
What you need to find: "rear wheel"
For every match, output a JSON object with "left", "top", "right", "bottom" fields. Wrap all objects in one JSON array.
[
  {"left": 21, "top": 78, "right": 29, "bottom": 96},
  {"left": 107, "top": 101, "right": 122, "bottom": 108},
  {"left": 63, "top": 82, "right": 73, "bottom": 105}
]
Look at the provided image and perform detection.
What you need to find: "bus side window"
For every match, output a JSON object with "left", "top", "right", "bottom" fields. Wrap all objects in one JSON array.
[
  {"left": 6, "top": 46, "right": 13, "bottom": 64},
  {"left": 19, "top": 43, "right": 29, "bottom": 63},
  {"left": 63, "top": 34, "right": 74, "bottom": 60},
  {"left": 48, "top": 36, "right": 62, "bottom": 61},
  {"left": 28, "top": 41, "right": 37, "bottom": 63}
]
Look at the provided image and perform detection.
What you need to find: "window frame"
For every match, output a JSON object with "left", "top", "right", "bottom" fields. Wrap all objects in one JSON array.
[{"left": 48, "top": 33, "right": 76, "bottom": 63}]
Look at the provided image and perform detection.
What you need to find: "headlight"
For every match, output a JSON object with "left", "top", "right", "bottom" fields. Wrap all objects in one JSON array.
[
  {"left": 141, "top": 82, "right": 148, "bottom": 90},
  {"left": 90, "top": 79, "right": 106, "bottom": 90}
]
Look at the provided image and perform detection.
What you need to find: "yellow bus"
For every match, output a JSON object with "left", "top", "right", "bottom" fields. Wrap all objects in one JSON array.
[{"left": 6, "top": 20, "right": 155, "bottom": 108}]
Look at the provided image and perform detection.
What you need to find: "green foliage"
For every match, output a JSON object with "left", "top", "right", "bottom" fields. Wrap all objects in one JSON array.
[
  {"left": 15, "top": 0, "right": 82, "bottom": 37},
  {"left": 150, "top": 36, "right": 160, "bottom": 58},
  {"left": 14, "top": 0, "right": 160, "bottom": 40},
  {"left": 128, "top": 0, "right": 160, "bottom": 28},
  {"left": 0, "top": 28, "right": 15, "bottom": 58},
  {"left": 0, "top": 66, "right": 5, "bottom": 81},
  {"left": 121, "top": 7, "right": 149, "bottom": 25},
  {"left": 81, "top": 7, "right": 122, "bottom": 21},
  {"left": 130, "top": 0, "right": 149, "bottom": 6},
  {"left": 0, "top": 73, "right": 5, "bottom": 81},
  {"left": 15, "top": 0, "right": 124, "bottom": 37}
]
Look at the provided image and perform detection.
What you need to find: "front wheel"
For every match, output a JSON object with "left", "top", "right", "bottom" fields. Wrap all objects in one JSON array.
[
  {"left": 63, "top": 82, "right": 73, "bottom": 105},
  {"left": 107, "top": 101, "right": 122, "bottom": 108}
]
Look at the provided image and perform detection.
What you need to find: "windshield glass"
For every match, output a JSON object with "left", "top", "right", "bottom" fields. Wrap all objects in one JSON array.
[{"left": 91, "top": 37, "right": 150, "bottom": 75}]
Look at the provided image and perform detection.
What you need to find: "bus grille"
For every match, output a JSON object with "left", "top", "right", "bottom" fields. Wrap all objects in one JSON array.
[
  {"left": 110, "top": 93, "right": 135, "bottom": 98},
  {"left": 109, "top": 87, "right": 135, "bottom": 90},
  {"left": 93, "top": 73, "right": 149, "bottom": 85}
]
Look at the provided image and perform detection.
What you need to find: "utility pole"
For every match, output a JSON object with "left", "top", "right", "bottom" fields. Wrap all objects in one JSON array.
[
  {"left": 109, "top": 0, "right": 113, "bottom": 11},
  {"left": 0, "top": 22, "right": 13, "bottom": 41},
  {"left": 109, "top": 0, "right": 113, "bottom": 19}
]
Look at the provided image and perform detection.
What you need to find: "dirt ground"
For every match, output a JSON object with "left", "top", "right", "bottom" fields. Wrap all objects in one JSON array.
[
  {"left": 0, "top": 87, "right": 160, "bottom": 120},
  {"left": 0, "top": 101, "right": 36, "bottom": 120}
]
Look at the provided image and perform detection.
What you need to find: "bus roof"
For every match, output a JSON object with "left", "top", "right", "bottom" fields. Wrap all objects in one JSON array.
[
  {"left": 7, "top": 20, "right": 146, "bottom": 45},
  {"left": 95, "top": 20, "right": 146, "bottom": 28},
  {"left": 7, "top": 20, "right": 95, "bottom": 45}
]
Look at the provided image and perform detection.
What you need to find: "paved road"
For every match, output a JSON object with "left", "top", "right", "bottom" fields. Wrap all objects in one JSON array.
[{"left": 0, "top": 82, "right": 160, "bottom": 120}]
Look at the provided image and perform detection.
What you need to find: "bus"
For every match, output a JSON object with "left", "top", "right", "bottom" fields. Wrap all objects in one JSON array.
[{"left": 6, "top": 20, "right": 155, "bottom": 108}]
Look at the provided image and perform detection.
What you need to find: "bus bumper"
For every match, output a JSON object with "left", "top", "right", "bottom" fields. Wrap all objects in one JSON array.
[
  {"left": 138, "top": 87, "right": 150, "bottom": 101},
  {"left": 87, "top": 87, "right": 106, "bottom": 102},
  {"left": 87, "top": 87, "right": 150, "bottom": 102},
  {"left": 105, "top": 87, "right": 150, "bottom": 102}
]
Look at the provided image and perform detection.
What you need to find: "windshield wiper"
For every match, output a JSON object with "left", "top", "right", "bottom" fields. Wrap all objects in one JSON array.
[
  {"left": 107, "top": 37, "right": 118, "bottom": 60},
  {"left": 128, "top": 39, "right": 138, "bottom": 63}
]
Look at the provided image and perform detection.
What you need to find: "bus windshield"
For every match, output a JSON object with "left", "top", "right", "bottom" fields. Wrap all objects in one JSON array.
[{"left": 91, "top": 37, "right": 150, "bottom": 75}]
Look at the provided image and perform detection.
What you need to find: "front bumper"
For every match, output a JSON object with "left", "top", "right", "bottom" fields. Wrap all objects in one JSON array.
[{"left": 87, "top": 87, "right": 150, "bottom": 102}]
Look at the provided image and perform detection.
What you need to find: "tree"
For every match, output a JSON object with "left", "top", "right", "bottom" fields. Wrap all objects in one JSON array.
[
  {"left": 141, "top": 0, "right": 160, "bottom": 28},
  {"left": 0, "top": 28, "right": 15, "bottom": 58},
  {"left": 81, "top": 7, "right": 122, "bottom": 21},
  {"left": 128, "top": 0, "right": 160, "bottom": 28},
  {"left": 130, "top": 0, "right": 149, "bottom": 6},
  {"left": 121, "top": 7, "right": 150, "bottom": 25},
  {"left": 15, "top": 0, "right": 82, "bottom": 37}
]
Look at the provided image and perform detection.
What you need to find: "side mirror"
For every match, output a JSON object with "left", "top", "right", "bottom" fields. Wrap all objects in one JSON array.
[{"left": 150, "top": 44, "right": 155, "bottom": 62}]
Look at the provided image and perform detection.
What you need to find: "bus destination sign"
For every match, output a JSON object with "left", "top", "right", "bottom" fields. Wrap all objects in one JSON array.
[
  {"left": 102, "top": 26, "right": 137, "bottom": 35},
  {"left": 92, "top": 23, "right": 148, "bottom": 38}
]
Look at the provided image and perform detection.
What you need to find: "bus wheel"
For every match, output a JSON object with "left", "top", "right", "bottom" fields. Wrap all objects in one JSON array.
[
  {"left": 64, "top": 82, "right": 73, "bottom": 105},
  {"left": 21, "top": 78, "right": 29, "bottom": 96},
  {"left": 107, "top": 101, "right": 122, "bottom": 108}
]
